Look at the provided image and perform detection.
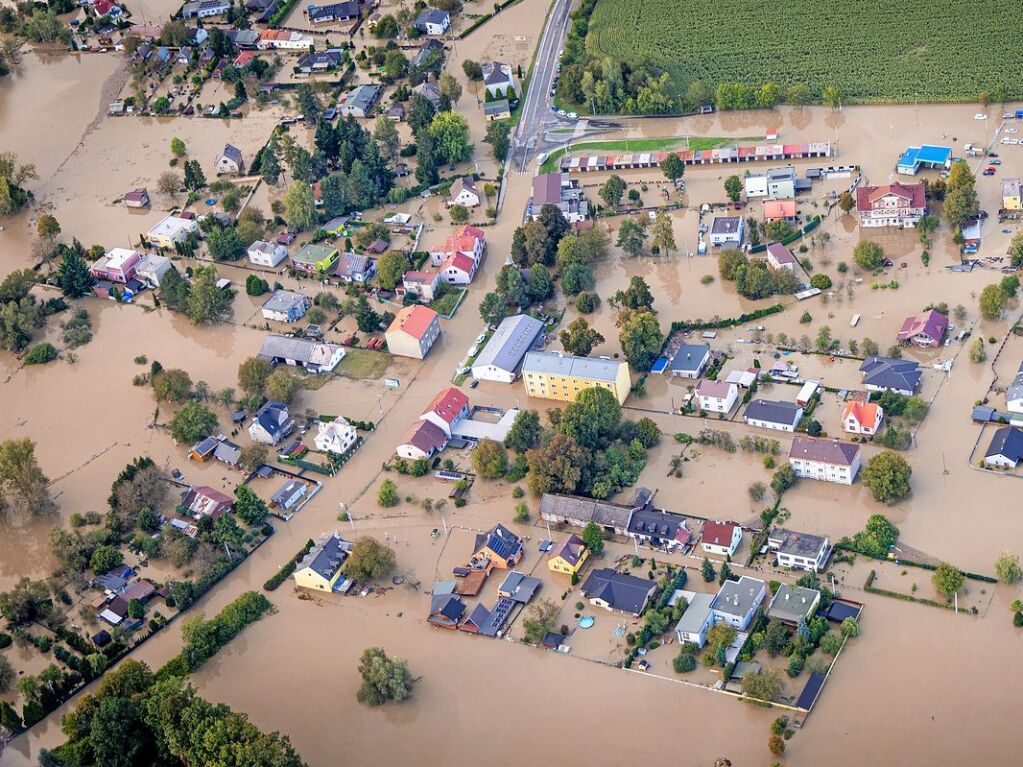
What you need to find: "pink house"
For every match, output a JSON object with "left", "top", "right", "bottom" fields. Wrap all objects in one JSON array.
[{"left": 89, "top": 248, "right": 142, "bottom": 283}]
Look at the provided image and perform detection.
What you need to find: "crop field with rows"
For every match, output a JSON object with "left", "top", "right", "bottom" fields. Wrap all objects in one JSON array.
[{"left": 585, "top": 0, "right": 1023, "bottom": 103}]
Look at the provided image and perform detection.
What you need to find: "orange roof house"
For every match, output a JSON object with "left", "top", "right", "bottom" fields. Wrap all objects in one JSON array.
[
  {"left": 762, "top": 199, "right": 797, "bottom": 222},
  {"left": 841, "top": 401, "right": 883, "bottom": 435},
  {"left": 385, "top": 304, "right": 441, "bottom": 359}
]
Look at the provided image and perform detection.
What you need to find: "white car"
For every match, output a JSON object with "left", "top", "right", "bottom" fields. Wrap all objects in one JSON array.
[
  {"left": 1002, "top": 138, "right": 1020, "bottom": 145},
  {"left": 1005, "top": 128, "right": 1019, "bottom": 134},
  {"left": 974, "top": 113, "right": 988, "bottom": 120},
  {"left": 567, "top": 111, "right": 577, "bottom": 119}
]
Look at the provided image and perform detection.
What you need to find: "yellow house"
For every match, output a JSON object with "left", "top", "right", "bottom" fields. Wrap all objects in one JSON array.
[
  {"left": 521, "top": 352, "right": 631, "bottom": 405},
  {"left": 1003, "top": 178, "right": 1022, "bottom": 211},
  {"left": 547, "top": 533, "right": 589, "bottom": 576},
  {"left": 292, "top": 532, "right": 354, "bottom": 592}
]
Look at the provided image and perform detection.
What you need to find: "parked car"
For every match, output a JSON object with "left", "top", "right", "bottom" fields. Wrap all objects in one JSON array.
[
  {"left": 991, "top": 160, "right": 1002, "bottom": 165},
  {"left": 974, "top": 113, "right": 988, "bottom": 120},
  {"left": 983, "top": 168, "right": 996, "bottom": 176}
]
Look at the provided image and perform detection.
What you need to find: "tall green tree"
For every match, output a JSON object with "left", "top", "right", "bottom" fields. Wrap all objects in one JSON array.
[
  {"left": 283, "top": 181, "right": 316, "bottom": 231},
  {"left": 185, "top": 265, "right": 231, "bottom": 325},
  {"left": 56, "top": 242, "right": 95, "bottom": 298}
]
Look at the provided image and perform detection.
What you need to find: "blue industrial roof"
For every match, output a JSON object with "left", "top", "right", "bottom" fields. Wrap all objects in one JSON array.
[{"left": 897, "top": 145, "right": 951, "bottom": 171}]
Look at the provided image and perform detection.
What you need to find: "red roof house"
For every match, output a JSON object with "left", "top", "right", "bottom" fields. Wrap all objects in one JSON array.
[
  {"left": 439, "top": 252, "right": 477, "bottom": 285},
  {"left": 396, "top": 419, "right": 448, "bottom": 460},
  {"left": 762, "top": 199, "right": 797, "bottom": 222},
  {"left": 701, "top": 521, "right": 742, "bottom": 556},
  {"left": 855, "top": 183, "right": 926, "bottom": 228},
  {"left": 421, "top": 387, "right": 470, "bottom": 436}
]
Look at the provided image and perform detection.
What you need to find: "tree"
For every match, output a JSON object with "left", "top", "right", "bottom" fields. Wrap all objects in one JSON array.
[
  {"left": 89, "top": 545, "right": 122, "bottom": 574},
  {"left": 661, "top": 153, "right": 684, "bottom": 183},
  {"left": 170, "top": 137, "right": 186, "bottom": 157},
  {"left": 1001, "top": 275, "right": 1020, "bottom": 299},
  {"left": 266, "top": 368, "right": 300, "bottom": 403},
  {"left": 718, "top": 249, "right": 748, "bottom": 280},
  {"left": 862, "top": 450, "right": 912, "bottom": 503},
  {"left": 618, "top": 309, "right": 663, "bottom": 371},
  {"left": 559, "top": 318, "right": 604, "bottom": 356},
  {"left": 748, "top": 481, "right": 766, "bottom": 501},
  {"left": 599, "top": 175, "right": 626, "bottom": 209},
  {"left": 701, "top": 557, "right": 715, "bottom": 582},
  {"left": 810, "top": 273, "right": 832, "bottom": 290},
  {"left": 582, "top": 521, "right": 604, "bottom": 555},
  {"left": 185, "top": 265, "right": 231, "bottom": 325},
  {"left": 969, "top": 337, "right": 987, "bottom": 363},
  {"left": 260, "top": 138, "right": 281, "bottom": 185},
  {"left": 377, "top": 478, "right": 399, "bottom": 507},
  {"left": 472, "top": 439, "right": 508, "bottom": 479},
  {"left": 616, "top": 217, "right": 647, "bottom": 257},
  {"left": 979, "top": 283, "right": 1006, "bottom": 320},
  {"left": 1009, "top": 231, "right": 1023, "bottom": 269},
  {"left": 183, "top": 159, "right": 206, "bottom": 191},
  {"left": 206, "top": 226, "right": 246, "bottom": 261},
  {"left": 838, "top": 190, "right": 855, "bottom": 214},
  {"left": 479, "top": 291, "right": 507, "bottom": 326},
  {"left": 357, "top": 647, "right": 413, "bottom": 706},
  {"left": 89, "top": 695, "right": 146, "bottom": 767},
  {"left": 840, "top": 617, "right": 860, "bottom": 638},
  {"left": 169, "top": 403, "right": 218, "bottom": 444},
  {"left": 526, "top": 434, "right": 590, "bottom": 496},
  {"left": 374, "top": 13, "right": 399, "bottom": 37},
  {"left": 765, "top": 618, "right": 790, "bottom": 658},
  {"left": 56, "top": 243, "right": 95, "bottom": 298},
  {"left": 376, "top": 251, "right": 411, "bottom": 291},
  {"left": 439, "top": 72, "right": 462, "bottom": 104},
  {"left": 561, "top": 263, "right": 594, "bottom": 296},
  {"left": 36, "top": 214, "right": 60, "bottom": 241},
  {"left": 504, "top": 409, "right": 542, "bottom": 452},
  {"left": 157, "top": 171, "right": 181, "bottom": 197},
  {"left": 0, "top": 438, "right": 51, "bottom": 514},
  {"left": 718, "top": 562, "right": 734, "bottom": 584},
  {"left": 238, "top": 356, "right": 272, "bottom": 394},
  {"left": 496, "top": 265, "right": 530, "bottom": 307},
  {"left": 373, "top": 117, "right": 400, "bottom": 163},
  {"left": 558, "top": 387, "right": 622, "bottom": 451},
  {"left": 995, "top": 552, "right": 1022, "bottom": 583},
  {"left": 822, "top": 85, "right": 841, "bottom": 108},
  {"left": 238, "top": 444, "right": 268, "bottom": 472},
  {"left": 485, "top": 120, "right": 510, "bottom": 162},
  {"left": 0, "top": 656, "right": 15, "bottom": 694},
  {"left": 234, "top": 485, "right": 268, "bottom": 526},
  {"left": 768, "top": 734, "right": 785, "bottom": 757},
  {"left": 853, "top": 241, "right": 885, "bottom": 270},
  {"left": 152, "top": 368, "right": 192, "bottom": 403},
  {"left": 528, "top": 264, "right": 555, "bottom": 302},
  {"left": 771, "top": 464, "right": 796, "bottom": 497},
  {"left": 723, "top": 175, "right": 742, "bottom": 202},
  {"left": 429, "top": 111, "right": 473, "bottom": 165},
  {"left": 930, "top": 562, "right": 965, "bottom": 598},
  {"left": 449, "top": 204, "right": 469, "bottom": 224},
  {"left": 0, "top": 577, "right": 50, "bottom": 624},
  {"left": 462, "top": 59, "right": 483, "bottom": 80},
  {"left": 651, "top": 210, "right": 676, "bottom": 256},
  {"left": 283, "top": 181, "right": 315, "bottom": 231},
  {"left": 344, "top": 537, "right": 396, "bottom": 581},
  {"left": 245, "top": 275, "right": 269, "bottom": 296}
]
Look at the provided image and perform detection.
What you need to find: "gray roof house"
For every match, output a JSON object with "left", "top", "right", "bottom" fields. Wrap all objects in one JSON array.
[
  {"left": 767, "top": 584, "right": 821, "bottom": 626},
  {"left": 667, "top": 343, "right": 710, "bottom": 378},
  {"left": 248, "top": 400, "right": 294, "bottom": 445},
  {"left": 539, "top": 487, "right": 651, "bottom": 536},
  {"left": 627, "top": 508, "right": 690, "bottom": 551},
  {"left": 709, "top": 215, "right": 744, "bottom": 246},
  {"left": 295, "top": 532, "right": 354, "bottom": 592},
  {"left": 270, "top": 478, "right": 308, "bottom": 510},
  {"left": 1006, "top": 361, "right": 1023, "bottom": 413},
  {"left": 674, "top": 592, "right": 715, "bottom": 647},
  {"left": 471, "top": 314, "right": 545, "bottom": 383},
  {"left": 215, "top": 143, "right": 243, "bottom": 174},
  {"left": 339, "top": 84, "right": 381, "bottom": 117},
  {"left": 414, "top": 8, "right": 450, "bottom": 35},
  {"left": 258, "top": 335, "right": 345, "bottom": 373},
  {"left": 498, "top": 571, "right": 542, "bottom": 604},
  {"left": 859, "top": 356, "right": 921, "bottom": 395},
  {"left": 984, "top": 425, "right": 1023, "bottom": 468},
  {"left": 428, "top": 593, "right": 466, "bottom": 628},
  {"left": 711, "top": 575, "right": 767, "bottom": 631},
  {"left": 581, "top": 568, "right": 657, "bottom": 615},
  {"left": 743, "top": 399, "right": 804, "bottom": 432},
  {"left": 261, "top": 290, "right": 309, "bottom": 322},
  {"left": 413, "top": 80, "right": 442, "bottom": 109},
  {"left": 767, "top": 528, "right": 830, "bottom": 572},
  {"left": 297, "top": 48, "right": 345, "bottom": 73}
]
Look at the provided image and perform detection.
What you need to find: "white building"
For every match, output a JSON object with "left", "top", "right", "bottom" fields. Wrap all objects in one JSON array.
[
  {"left": 135, "top": 254, "right": 173, "bottom": 287},
  {"left": 695, "top": 379, "right": 738, "bottom": 413},
  {"left": 743, "top": 399, "right": 803, "bottom": 432},
  {"left": 471, "top": 314, "right": 545, "bottom": 383},
  {"left": 674, "top": 592, "right": 714, "bottom": 647},
  {"left": 315, "top": 417, "right": 359, "bottom": 455},
  {"left": 147, "top": 215, "right": 199, "bottom": 249},
  {"left": 709, "top": 216, "right": 744, "bottom": 247},
  {"left": 710, "top": 576, "right": 766, "bottom": 631},
  {"left": 701, "top": 521, "right": 742, "bottom": 557},
  {"left": 788, "top": 436, "right": 861, "bottom": 485},
  {"left": 842, "top": 401, "right": 884, "bottom": 435},
  {"left": 767, "top": 529, "right": 831, "bottom": 572},
  {"left": 1006, "top": 362, "right": 1023, "bottom": 414},
  {"left": 248, "top": 240, "right": 289, "bottom": 268}
]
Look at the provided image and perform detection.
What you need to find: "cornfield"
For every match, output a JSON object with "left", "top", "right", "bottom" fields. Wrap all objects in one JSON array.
[{"left": 586, "top": 0, "right": 1023, "bottom": 103}]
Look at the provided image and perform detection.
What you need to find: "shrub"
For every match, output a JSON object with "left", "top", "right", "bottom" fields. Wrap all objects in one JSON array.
[
  {"left": 673, "top": 651, "right": 696, "bottom": 673},
  {"left": 24, "top": 343, "right": 58, "bottom": 365}
]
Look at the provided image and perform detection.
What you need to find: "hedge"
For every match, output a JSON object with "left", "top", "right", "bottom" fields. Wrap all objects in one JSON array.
[
  {"left": 268, "top": 0, "right": 301, "bottom": 27},
  {"left": 863, "top": 569, "right": 970, "bottom": 613},
  {"left": 749, "top": 215, "right": 822, "bottom": 253},
  {"left": 458, "top": 0, "right": 521, "bottom": 38},
  {"left": 670, "top": 303, "right": 785, "bottom": 332},
  {"left": 264, "top": 538, "right": 316, "bottom": 591},
  {"left": 839, "top": 545, "right": 996, "bottom": 583}
]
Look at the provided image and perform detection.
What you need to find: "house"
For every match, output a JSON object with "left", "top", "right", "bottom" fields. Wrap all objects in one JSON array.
[
  {"left": 482, "top": 60, "right": 515, "bottom": 99},
  {"left": 1003, "top": 178, "right": 1022, "bottom": 211},
  {"left": 261, "top": 291, "right": 308, "bottom": 323},
  {"left": 796, "top": 380, "right": 819, "bottom": 407},
  {"left": 386, "top": 103, "right": 406, "bottom": 121},
  {"left": 896, "top": 144, "right": 952, "bottom": 175},
  {"left": 213, "top": 439, "right": 241, "bottom": 468},
  {"left": 293, "top": 532, "right": 354, "bottom": 592},
  {"left": 213, "top": 144, "right": 243, "bottom": 175},
  {"left": 984, "top": 426, "right": 1023, "bottom": 469},
  {"left": 396, "top": 419, "right": 449, "bottom": 460},
  {"left": 472, "top": 314, "right": 545, "bottom": 383},
  {"left": 744, "top": 166, "right": 797, "bottom": 199},
  {"left": 258, "top": 29, "right": 310, "bottom": 49},
  {"left": 538, "top": 488, "right": 650, "bottom": 537},
  {"left": 271, "top": 479, "right": 307, "bottom": 511},
  {"left": 897, "top": 309, "right": 948, "bottom": 348},
  {"left": 709, "top": 216, "right": 744, "bottom": 247},
  {"left": 581, "top": 568, "right": 657, "bottom": 615},
  {"left": 180, "top": 485, "right": 234, "bottom": 519},
  {"left": 674, "top": 592, "right": 715, "bottom": 647},
  {"left": 412, "top": 80, "right": 442, "bottom": 110},
  {"left": 431, "top": 224, "right": 486, "bottom": 265},
  {"left": 93, "top": 0, "right": 123, "bottom": 17},
  {"left": 232, "top": 51, "right": 257, "bottom": 69},
  {"left": 258, "top": 336, "right": 346, "bottom": 373},
  {"left": 702, "top": 521, "right": 742, "bottom": 557},
  {"left": 307, "top": 1, "right": 359, "bottom": 23},
  {"left": 766, "top": 242, "right": 797, "bottom": 270},
  {"left": 473, "top": 523, "right": 523, "bottom": 569},
  {"left": 297, "top": 48, "right": 345, "bottom": 73},
  {"left": 123, "top": 188, "right": 150, "bottom": 208},
  {"left": 711, "top": 576, "right": 766, "bottom": 631},
  {"left": 1007, "top": 362, "right": 1023, "bottom": 413},
  {"left": 439, "top": 252, "right": 477, "bottom": 284},
  {"left": 402, "top": 271, "right": 442, "bottom": 302},
  {"left": 547, "top": 533, "right": 589, "bottom": 576},
  {"left": 459, "top": 598, "right": 515, "bottom": 637},
  {"left": 90, "top": 248, "right": 141, "bottom": 283},
  {"left": 227, "top": 28, "right": 260, "bottom": 47},
  {"left": 744, "top": 399, "right": 804, "bottom": 432},
  {"left": 521, "top": 352, "right": 632, "bottom": 405},
  {"left": 314, "top": 417, "right": 358, "bottom": 455},
  {"left": 767, "top": 584, "right": 821, "bottom": 626},
  {"left": 292, "top": 243, "right": 340, "bottom": 274},
  {"left": 725, "top": 368, "right": 759, "bottom": 389},
  {"left": 498, "top": 571, "right": 542, "bottom": 603},
  {"left": 147, "top": 215, "right": 199, "bottom": 249},
  {"left": 428, "top": 593, "right": 466, "bottom": 629},
  {"left": 410, "top": 38, "right": 443, "bottom": 68},
  {"left": 696, "top": 379, "right": 738, "bottom": 413},
  {"left": 448, "top": 176, "right": 481, "bottom": 208},
  {"left": 628, "top": 508, "right": 691, "bottom": 552},
  {"left": 842, "top": 401, "right": 883, "bottom": 435},
  {"left": 248, "top": 240, "right": 289, "bottom": 268},
  {"left": 767, "top": 528, "right": 831, "bottom": 573},
  {"left": 420, "top": 387, "right": 470, "bottom": 437},
  {"left": 181, "top": 0, "right": 229, "bottom": 18},
  {"left": 666, "top": 343, "right": 710, "bottom": 378},
  {"left": 339, "top": 84, "right": 381, "bottom": 118},
  {"left": 860, "top": 356, "right": 921, "bottom": 395},
  {"left": 763, "top": 198, "right": 797, "bottom": 223},
  {"left": 177, "top": 47, "right": 193, "bottom": 65},
  {"left": 385, "top": 304, "right": 441, "bottom": 359},
  {"left": 530, "top": 173, "right": 589, "bottom": 223},
  {"left": 336, "top": 252, "right": 376, "bottom": 283},
  {"left": 484, "top": 99, "right": 511, "bottom": 121},
  {"left": 789, "top": 436, "right": 862, "bottom": 485},
  {"left": 855, "top": 183, "right": 927, "bottom": 228},
  {"left": 414, "top": 8, "right": 449, "bottom": 35},
  {"left": 135, "top": 254, "right": 173, "bottom": 288},
  {"left": 248, "top": 401, "right": 294, "bottom": 445},
  {"left": 189, "top": 436, "right": 218, "bottom": 462}
]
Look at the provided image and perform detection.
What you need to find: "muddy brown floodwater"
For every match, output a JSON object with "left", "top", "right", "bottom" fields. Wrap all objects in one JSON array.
[{"left": 3, "top": 6, "right": 1023, "bottom": 764}]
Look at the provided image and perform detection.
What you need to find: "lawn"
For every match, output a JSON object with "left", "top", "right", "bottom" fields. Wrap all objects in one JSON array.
[
  {"left": 336, "top": 347, "right": 391, "bottom": 379},
  {"left": 540, "top": 136, "right": 739, "bottom": 173},
  {"left": 585, "top": 0, "right": 1023, "bottom": 103},
  {"left": 431, "top": 287, "right": 467, "bottom": 318}
]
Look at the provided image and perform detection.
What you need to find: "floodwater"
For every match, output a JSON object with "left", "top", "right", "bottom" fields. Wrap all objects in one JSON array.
[{"left": 4, "top": 7, "right": 1023, "bottom": 766}]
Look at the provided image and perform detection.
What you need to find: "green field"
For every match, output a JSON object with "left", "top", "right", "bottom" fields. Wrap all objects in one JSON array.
[
  {"left": 585, "top": 0, "right": 1023, "bottom": 103},
  {"left": 336, "top": 348, "right": 391, "bottom": 379},
  {"left": 539, "top": 136, "right": 740, "bottom": 173}
]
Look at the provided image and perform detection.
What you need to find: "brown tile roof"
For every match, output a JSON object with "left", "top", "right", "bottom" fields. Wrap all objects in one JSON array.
[{"left": 789, "top": 436, "right": 860, "bottom": 466}]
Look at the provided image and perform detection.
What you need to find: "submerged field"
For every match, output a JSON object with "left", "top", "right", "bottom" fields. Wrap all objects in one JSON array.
[{"left": 585, "top": 0, "right": 1023, "bottom": 103}]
